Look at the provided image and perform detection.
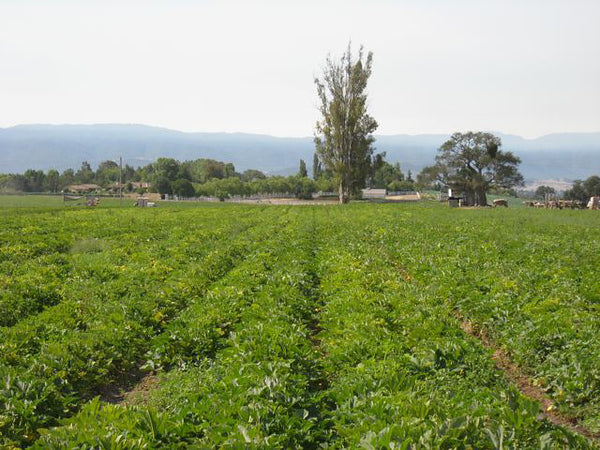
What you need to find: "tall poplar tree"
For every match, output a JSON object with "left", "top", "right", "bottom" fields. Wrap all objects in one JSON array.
[
  {"left": 312, "top": 153, "right": 322, "bottom": 180},
  {"left": 298, "top": 159, "right": 308, "bottom": 178},
  {"left": 314, "top": 43, "right": 378, "bottom": 203}
]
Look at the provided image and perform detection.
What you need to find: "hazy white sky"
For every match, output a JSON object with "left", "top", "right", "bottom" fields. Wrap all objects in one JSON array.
[{"left": 1, "top": 0, "right": 599, "bottom": 137}]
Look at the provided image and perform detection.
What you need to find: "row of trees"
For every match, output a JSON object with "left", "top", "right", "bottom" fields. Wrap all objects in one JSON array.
[
  {"left": 564, "top": 176, "right": 600, "bottom": 202},
  {"left": 520, "top": 179, "right": 600, "bottom": 202},
  {"left": 4, "top": 44, "right": 585, "bottom": 205},
  {"left": 0, "top": 45, "right": 522, "bottom": 204},
  {"left": 0, "top": 151, "right": 415, "bottom": 199},
  {"left": 143, "top": 153, "right": 414, "bottom": 198},
  {"left": 0, "top": 159, "right": 265, "bottom": 195},
  {"left": 0, "top": 160, "right": 135, "bottom": 193}
]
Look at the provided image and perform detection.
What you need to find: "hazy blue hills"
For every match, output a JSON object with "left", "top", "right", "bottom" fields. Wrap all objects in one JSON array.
[{"left": 1, "top": 124, "right": 599, "bottom": 180}]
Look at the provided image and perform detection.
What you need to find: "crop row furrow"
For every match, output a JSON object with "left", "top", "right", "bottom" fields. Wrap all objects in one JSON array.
[
  {"left": 35, "top": 217, "right": 334, "bottom": 448},
  {"left": 0, "top": 211, "right": 283, "bottom": 446},
  {"left": 0, "top": 209, "right": 247, "bottom": 329},
  {"left": 312, "top": 224, "right": 593, "bottom": 448},
  {"left": 0, "top": 206, "right": 261, "bottom": 329}
]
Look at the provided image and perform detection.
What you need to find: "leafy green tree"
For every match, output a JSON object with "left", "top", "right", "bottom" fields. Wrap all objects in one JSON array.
[
  {"left": 419, "top": 132, "right": 523, "bottom": 206},
  {"left": 241, "top": 169, "right": 266, "bottom": 182},
  {"left": 294, "top": 177, "right": 316, "bottom": 199},
  {"left": 152, "top": 176, "right": 172, "bottom": 195},
  {"left": 153, "top": 158, "right": 180, "bottom": 182},
  {"left": 370, "top": 159, "right": 404, "bottom": 189},
  {"left": 388, "top": 179, "right": 415, "bottom": 192},
  {"left": 0, "top": 174, "right": 27, "bottom": 192},
  {"left": 564, "top": 180, "right": 586, "bottom": 202},
  {"left": 44, "top": 169, "right": 60, "bottom": 192},
  {"left": 314, "top": 43, "right": 378, "bottom": 203},
  {"left": 564, "top": 175, "right": 600, "bottom": 202},
  {"left": 95, "top": 161, "right": 120, "bottom": 186},
  {"left": 583, "top": 175, "right": 600, "bottom": 197},
  {"left": 59, "top": 169, "right": 76, "bottom": 188},
  {"left": 171, "top": 179, "right": 195, "bottom": 197},
  {"left": 299, "top": 159, "right": 308, "bottom": 178},
  {"left": 224, "top": 163, "right": 237, "bottom": 178},
  {"left": 123, "top": 164, "right": 136, "bottom": 182},
  {"left": 23, "top": 169, "right": 45, "bottom": 192},
  {"left": 0, "top": 174, "right": 9, "bottom": 192},
  {"left": 96, "top": 160, "right": 118, "bottom": 173},
  {"left": 137, "top": 163, "right": 155, "bottom": 183},
  {"left": 369, "top": 153, "right": 385, "bottom": 180},
  {"left": 197, "top": 177, "right": 248, "bottom": 197},
  {"left": 316, "top": 176, "right": 335, "bottom": 193},
  {"left": 182, "top": 159, "right": 238, "bottom": 183},
  {"left": 76, "top": 161, "right": 94, "bottom": 184},
  {"left": 312, "top": 153, "right": 322, "bottom": 180},
  {"left": 535, "top": 185, "right": 555, "bottom": 199}
]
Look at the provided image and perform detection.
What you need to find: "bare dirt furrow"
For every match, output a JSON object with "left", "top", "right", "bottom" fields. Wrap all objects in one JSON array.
[{"left": 458, "top": 316, "right": 599, "bottom": 442}]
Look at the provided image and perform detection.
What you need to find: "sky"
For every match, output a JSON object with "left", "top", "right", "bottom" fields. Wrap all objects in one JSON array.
[{"left": 0, "top": 0, "right": 599, "bottom": 138}]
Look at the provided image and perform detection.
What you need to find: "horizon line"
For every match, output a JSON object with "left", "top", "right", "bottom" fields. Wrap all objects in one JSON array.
[{"left": 2, "top": 122, "right": 600, "bottom": 141}]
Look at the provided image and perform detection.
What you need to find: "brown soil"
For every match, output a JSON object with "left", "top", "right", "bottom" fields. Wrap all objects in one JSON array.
[
  {"left": 385, "top": 194, "right": 420, "bottom": 201},
  {"left": 97, "top": 368, "right": 159, "bottom": 406},
  {"left": 228, "top": 198, "right": 338, "bottom": 206},
  {"left": 120, "top": 374, "right": 160, "bottom": 406},
  {"left": 458, "top": 317, "right": 599, "bottom": 442},
  {"left": 307, "top": 299, "right": 330, "bottom": 392}
]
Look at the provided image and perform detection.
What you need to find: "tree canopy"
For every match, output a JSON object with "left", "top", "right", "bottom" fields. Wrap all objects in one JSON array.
[
  {"left": 369, "top": 154, "right": 405, "bottom": 190},
  {"left": 298, "top": 159, "right": 308, "bottom": 178},
  {"left": 535, "top": 185, "right": 556, "bottom": 199},
  {"left": 418, "top": 132, "right": 524, "bottom": 206},
  {"left": 564, "top": 175, "right": 600, "bottom": 202},
  {"left": 171, "top": 178, "right": 195, "bottom": 198}
]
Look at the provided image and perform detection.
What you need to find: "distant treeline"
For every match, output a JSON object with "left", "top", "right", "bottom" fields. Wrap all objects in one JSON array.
[
  {"left": 563, "top": 176, "right": 600, "bottom": 202},
  {"left": 0, "top": 155, "right": 416, "bottom": 199},
  {"left": 520, "top": 177, "right": 600, "bottom": 202}
]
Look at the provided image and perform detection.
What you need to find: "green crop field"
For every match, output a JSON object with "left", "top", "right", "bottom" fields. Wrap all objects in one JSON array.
[{"left": 1, "top": 199, "right": 599, "bottom": 448}]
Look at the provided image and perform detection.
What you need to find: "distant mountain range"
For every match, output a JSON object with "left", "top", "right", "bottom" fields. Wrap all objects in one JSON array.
[{"left": 1, "top": 124, "right": 599, "bottom": 181}]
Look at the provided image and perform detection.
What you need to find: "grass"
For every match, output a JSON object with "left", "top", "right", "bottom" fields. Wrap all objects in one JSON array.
[{"left": 0, "top": 194, "right": 132, "bottom": 209}]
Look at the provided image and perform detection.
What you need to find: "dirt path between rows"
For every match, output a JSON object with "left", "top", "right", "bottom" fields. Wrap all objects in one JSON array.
[
  {"left": 97, "top": 367, "right": 159, "bottom": 406},
  {"left": 305, "top": 211, "right": 330, "bottom": 394},
  {"left": 458, "top": 317, "right": 599, "bottom": 442},
  {"left": 119, "top": 374, "right": 160, "bottom": 406}
]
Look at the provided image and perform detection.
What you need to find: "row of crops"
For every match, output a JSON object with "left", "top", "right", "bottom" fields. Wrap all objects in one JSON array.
[{"left": 1, "top": 202, "right": 599, "bottom": 447}]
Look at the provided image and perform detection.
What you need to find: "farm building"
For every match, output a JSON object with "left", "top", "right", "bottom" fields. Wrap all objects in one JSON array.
[
  {"left": 107, "top": 181, "right": 151, "bottom": 193},
  {"left": 132, "top": 181, "right": 151, "bottom": 189},
  {"left": 109, "top": 181, "right": 151, "bottom": 190},
  {"left": 134, "top": 197, "right": 156, "bottom": 207},
  {"left": 362, "top": 188, "right": 386, "bottom": 199}
]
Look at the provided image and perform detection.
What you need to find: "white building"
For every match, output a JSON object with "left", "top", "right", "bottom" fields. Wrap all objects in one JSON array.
[{"left": 362, "top": 188, "right": 386, "bottom": 199}]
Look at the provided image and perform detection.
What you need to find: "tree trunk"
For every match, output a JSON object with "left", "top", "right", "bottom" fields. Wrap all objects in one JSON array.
[
  {"left": 474, "top": 187, "right": 488, "bottom": 206},
  {"left": 464, "top": 190, "right": 475, "bottom": 206},
  {"left": 338, "top": 180, "right": 349, "bottom": 203}
]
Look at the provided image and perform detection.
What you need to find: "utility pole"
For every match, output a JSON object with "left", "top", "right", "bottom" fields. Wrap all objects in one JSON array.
[{"left": 119, "top": 156, "right": 123, "bottom": 206}]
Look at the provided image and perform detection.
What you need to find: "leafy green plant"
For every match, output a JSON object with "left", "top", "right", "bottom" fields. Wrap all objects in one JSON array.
[{"left": 1, "top": 202, "right": 599, "bottom": 448}]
